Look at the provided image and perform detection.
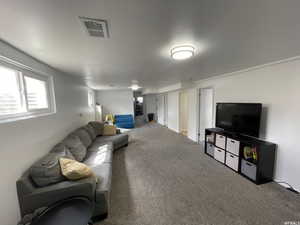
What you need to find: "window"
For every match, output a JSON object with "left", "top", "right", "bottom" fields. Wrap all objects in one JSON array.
[
  {"left": 0, "top": 63, "right": 55, "bottom": 123},
  {"left": 88, "top": 91, "right": 94, "bottom": 107},
  {"left": 0, "top": 67, "right": 23, "bottom": 115},
  {"left": 24, "top": 75, "right": 49, "bottom": 110}
]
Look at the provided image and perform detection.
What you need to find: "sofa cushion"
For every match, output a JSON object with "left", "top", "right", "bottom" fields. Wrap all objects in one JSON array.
[
  {"left": 30, "top": 151, "right": 73, "bottom": 187},
  {"left": 59, "top": 158, "right": 94, "bottom": 180},
  {"left": 49, "top": 143, "right": 75, "bottom": 159},
  {"left": 63, "top": 136, "right": 87, "bottom": 161},
  {"left": 89, "top": 163, "right": 112, "bottom": 203},
  {"left": 88, "top": 121, "right": 104, "bottom": 136},
  {"left": 88, "top": 141, "right": 113, "bottom": 153},
  {"left": 94, "top": 133, "right": 129, "bottom": 151},
  {"left": 84, "top": 143, "right": 113, "bottom": 165},
  {"left": 83, "top": 124, "right": 97, "bottom": 140},
  {"left": 71, "top": 129, "right": 92, "bottom": 148}
]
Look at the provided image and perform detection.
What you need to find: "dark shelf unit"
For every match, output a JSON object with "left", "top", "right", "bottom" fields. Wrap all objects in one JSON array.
[{"left": 205, "top": 128, "right": 276, "bottom": 185}]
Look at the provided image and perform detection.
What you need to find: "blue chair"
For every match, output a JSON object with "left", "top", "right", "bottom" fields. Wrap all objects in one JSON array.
[{"left": 114, "top": 114, "right": 135, "bottom": 129}]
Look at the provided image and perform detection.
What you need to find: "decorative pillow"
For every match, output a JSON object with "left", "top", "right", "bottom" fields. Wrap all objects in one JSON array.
[
  {"left": 30, "top": 151, "right": 72, "bottom": 187},
  {"left": 83, "top": 124, "right": 97, "bottom": 140},
  {"left": 59, "top": 158, "right": 94, "bottom": 180},
  {"left": 103, "top": 124, "right": 117, "bottom": 136},
  {"left": 71, "top": 129, "right": 92, "bottom": 148},
  {"left": 63, "top": 136, "right": 87, "bottom": 161},
  {"left": 88, "top": 121, "right": 104, "bottom": 136}
]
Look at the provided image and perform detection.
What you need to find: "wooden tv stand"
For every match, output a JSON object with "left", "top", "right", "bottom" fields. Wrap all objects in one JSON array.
[{"left": 205, "top": 128, "right": 276, "bottom": 184}]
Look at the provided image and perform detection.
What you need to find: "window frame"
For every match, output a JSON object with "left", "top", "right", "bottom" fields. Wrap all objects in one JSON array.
[
  {"left": 0, "top": 58, "right": 56, "bottom": 123},
  {"left": 88, "top": 90, "right": 94, "bottom": 108}
]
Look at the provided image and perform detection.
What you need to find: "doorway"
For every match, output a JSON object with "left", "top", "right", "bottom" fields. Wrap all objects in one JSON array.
[
  {"left": 134, "top": 96, "right": 144, "bottom": 116},
  {"left": 179, "top": 91, "right": 189, "bottom": 136},
  {"left": 198, "top": 88, "right": 214, "bottom": 142}
]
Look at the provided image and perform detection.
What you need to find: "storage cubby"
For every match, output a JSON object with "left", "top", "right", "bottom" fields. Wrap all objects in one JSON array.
[
  {"left": 241, "top": 143, "right": 258, "bottom": 164},
  {"left": 205, "top": 128, "right": 276, "bottom": 184},
  {"left": 205, "top": 130, "right": 215, "bottom": 144},
  {"left": 206, "top": 142, "right": 215, "bottom": 157}
]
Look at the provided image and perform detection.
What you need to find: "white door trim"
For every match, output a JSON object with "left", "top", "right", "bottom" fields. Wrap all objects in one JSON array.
[{"left": 198, "top": 87, "right": 215, "bottom": 143}]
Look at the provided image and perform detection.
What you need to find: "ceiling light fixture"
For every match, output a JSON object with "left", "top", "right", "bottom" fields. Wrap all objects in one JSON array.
[
  {"left": 130, "top": 84, "right": 141, "bottom": 91},
  {"left": 171, "top": 45, "right": 195, "bottom": 60}
]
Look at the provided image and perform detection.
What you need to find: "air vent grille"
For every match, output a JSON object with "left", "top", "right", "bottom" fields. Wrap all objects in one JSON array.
[{"left": 79, "top": 17, "right": 110, "bottom": 38}]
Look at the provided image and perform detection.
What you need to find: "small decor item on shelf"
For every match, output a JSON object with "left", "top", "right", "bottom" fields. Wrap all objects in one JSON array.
[
  {"left": 243, "top": 146, "right": 258, "bottom": 163},
  {"left": 243, "top": 146, "right": 252, "bottom": 159},
  {"left": 206, "top": 134, "right": 214, "bottom": 143},
  {"left": 252, "top": 147, "right": 258, "bottom": 162}
]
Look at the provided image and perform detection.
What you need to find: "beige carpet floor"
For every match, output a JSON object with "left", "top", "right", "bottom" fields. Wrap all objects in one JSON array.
[{"left": 97, "top": 123, "right": 300, "bottom": 225}]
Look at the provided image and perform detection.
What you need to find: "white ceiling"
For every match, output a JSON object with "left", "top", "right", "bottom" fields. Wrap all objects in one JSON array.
[{"left": 1, "top": 0, "right": 300, "bottom": 90}]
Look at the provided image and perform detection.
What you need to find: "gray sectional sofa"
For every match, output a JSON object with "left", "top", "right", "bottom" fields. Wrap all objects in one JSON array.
[{"left": 16, "top": 121, "right": 129, "bottom": 219}]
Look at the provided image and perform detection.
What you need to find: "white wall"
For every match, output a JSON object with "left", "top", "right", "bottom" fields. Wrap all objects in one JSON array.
[
  {"left": 95, "top": 90, "right": 134, "bottom": 118},
  {"left": 0, "top": 41, "right": 94, "bottom": 225},
  {"left": 193, "top": 58, "right": 300, "bottom": 191},
  {"left": 199, "top": 88, "right": 214, "bottom": 142},
  {"left": 167, "top": 91, "right": 179, "bottom": 132}
]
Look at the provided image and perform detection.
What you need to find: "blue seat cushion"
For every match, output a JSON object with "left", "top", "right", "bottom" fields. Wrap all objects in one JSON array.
[
  {"left": 114, "top": 114, "right": 134, "bottom": 129},
  {"left": 115, "top": 122, "right": 134, "bottom": 129}
]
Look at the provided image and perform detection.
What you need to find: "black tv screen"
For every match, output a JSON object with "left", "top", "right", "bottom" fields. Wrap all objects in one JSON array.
[{"left": 216, "top": 103, "right": 262, "bottom": 137}]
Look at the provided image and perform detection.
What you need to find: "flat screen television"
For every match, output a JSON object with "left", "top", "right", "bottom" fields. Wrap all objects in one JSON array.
[{"left": 216, "top": 103, "right": 262, "bottom": 137}]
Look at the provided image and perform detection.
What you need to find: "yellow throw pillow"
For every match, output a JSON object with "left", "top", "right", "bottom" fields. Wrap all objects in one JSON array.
[
  {"left": 103, "top": 124, "right": 117, "bottom": 136},
  {"left": 59, "top": 158, "right": 94, "bottom": 180}
]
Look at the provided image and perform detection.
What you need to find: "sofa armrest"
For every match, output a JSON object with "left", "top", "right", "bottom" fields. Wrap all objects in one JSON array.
[{"left": 18, "top": 176, "right": 96, "bottom": 217}]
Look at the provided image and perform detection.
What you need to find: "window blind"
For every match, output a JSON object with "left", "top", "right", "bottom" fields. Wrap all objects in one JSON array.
[
  {"left": 0, "top": 67, "right": 23, "bottom": 115},
  {"left": 24, "top": 76, "right": 49, "bottom": 110}
]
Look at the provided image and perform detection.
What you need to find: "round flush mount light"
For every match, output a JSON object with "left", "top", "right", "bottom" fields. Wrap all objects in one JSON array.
[
  {"left": 171, "top": 45, "right": 195, "bottom": 60},
  {"left": 129, "top": 84, "right": 141, "bottom": 91},
  {"left": 129, "top": 80, "right": 141, "bottom": 91}
]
